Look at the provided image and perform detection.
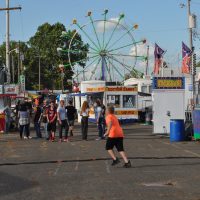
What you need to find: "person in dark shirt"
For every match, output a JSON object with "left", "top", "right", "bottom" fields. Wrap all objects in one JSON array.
[
  {"left": 66, "top": 100, "right": 77, "bottom": 136},
  {"left": 47, "top": 101, "right": 57, "bottom": 141},
  {"left": 34, "top": 104, "right": 42, "bottom": 138},
  {"left": 15, "top": 100, "right": 20, "bottom": 130}
]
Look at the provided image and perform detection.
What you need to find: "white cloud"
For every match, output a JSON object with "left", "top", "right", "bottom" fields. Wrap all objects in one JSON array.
[
  {"left": 129, "top": 42, "right": 155, "bottom": 73},
  {"left": 96, "top": 17, "right": 125, "bottom": 33}
]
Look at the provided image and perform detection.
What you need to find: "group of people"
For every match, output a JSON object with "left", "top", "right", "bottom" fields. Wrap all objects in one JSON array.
[
  {"left": 17, "top": 99, "right": 76, "bottom": 142},
  {"left": 17, "top": 98, "right": 131, "bottom": 167}
]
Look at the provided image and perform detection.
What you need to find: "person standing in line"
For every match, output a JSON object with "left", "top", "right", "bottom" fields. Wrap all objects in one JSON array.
[
  {"left": 96, "top": 100, "right": 104, "bottom": 140},
  {"left": 66, "top": 100, "right": 76, "bottom": 137},
  {"left": 26, "top": 102, "right": 32, "bottom": 139},
  {"left": 80, "top": 101, "right": 89, "bottom": 140},
  {"left": 18, "top": 103, "right": 31, "bottom": 139},
  {"left": 42, "top": 100, "right": 49, "bottom": 140},
  {"left": 33, "top": 103, "right": 42, "bottom": 138},
  {"left": 47, "top": 101, "right": 57, "bottom": 142},
  {"left": 104, "top": 106, "right": 131, "bottom": 168},
  {"left": 101, "top": 102, "right": 106, "bottom": 136},
  {"left": 57, "top": 100, "right": 69, "bottom": 142},
  {"left": 15, "top": 100, "right": 20, "bottom": 130}
]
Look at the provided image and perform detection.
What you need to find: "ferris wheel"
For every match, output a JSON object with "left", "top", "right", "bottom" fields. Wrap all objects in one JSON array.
[{"left": 66, "top": 10, "right": 146, "bottom": 81}]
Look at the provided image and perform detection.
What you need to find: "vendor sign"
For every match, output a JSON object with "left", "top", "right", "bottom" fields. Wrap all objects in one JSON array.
[
  {"left": 153, "top": 77, "right": 185, "bottom": 89},
  {"left": 86, "top": 87, "right": 105, "bottom": 92},
  {"left": 115, "top": 110, "right": 138, "bottom": 115},
  {"left": 86, "top": 86, "right": 137, "bottom": 93},
  {"left": 4, "top": 84, "right": 18, "bottom": 94},
  {"left": 106, "top": 87, "right": 137, "bottom": 92}
]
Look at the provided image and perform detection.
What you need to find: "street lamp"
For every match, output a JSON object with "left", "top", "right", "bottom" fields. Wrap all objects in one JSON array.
[
  {"left": 8, "top": 48, "right": 18, "bottom": 83},
  {"left": 34, "top": 55, "right": 44, "bottom": 91},
  {"left": 59, "top": 64, "right": 65, "bottom": 93}
]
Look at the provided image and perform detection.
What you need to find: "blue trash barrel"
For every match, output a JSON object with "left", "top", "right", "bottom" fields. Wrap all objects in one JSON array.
[{"left": 170, "top": 119, "right": 185, "bottom": 142}]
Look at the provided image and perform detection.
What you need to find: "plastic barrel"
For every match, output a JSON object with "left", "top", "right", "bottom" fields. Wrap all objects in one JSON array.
[{"left": 170, "top": 119, "right": 185, "bottom": 142}]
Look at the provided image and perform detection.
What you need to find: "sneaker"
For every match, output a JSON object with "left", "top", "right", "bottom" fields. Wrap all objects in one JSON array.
[
  {"left": 63, "top": 138, "right": 69, "bottom": 142},
  {"left": 24, "top": 136, "right": 28, "bottom": 139},
  {"left": 28, "top": 136, "right": 32, "bottom": 139},
  {"left": 59, "top": 138, "right": 62, "bottom": 143},
  {"left": 95, "top": 137, "right": 101, "bottom": 141},
  {"left": 123, "top": 160, "right": 131, "bottom": 168},
  {"left": 111, "top": 157, "right": 120, "bottom": 166}
]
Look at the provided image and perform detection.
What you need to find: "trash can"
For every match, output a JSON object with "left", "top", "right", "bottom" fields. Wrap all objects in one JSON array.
[{"left": 170, "top": 119, "right": 185, "bottom": 142}]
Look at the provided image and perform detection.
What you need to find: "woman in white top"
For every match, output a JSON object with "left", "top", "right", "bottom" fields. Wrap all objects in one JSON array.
[{"left": 80, "top": 101, "right": 89, "bottom": 140}]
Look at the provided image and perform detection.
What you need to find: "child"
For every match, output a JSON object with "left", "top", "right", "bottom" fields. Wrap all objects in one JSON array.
[{"left": 104, "top": 106, "right": 131, "bottom": 168}]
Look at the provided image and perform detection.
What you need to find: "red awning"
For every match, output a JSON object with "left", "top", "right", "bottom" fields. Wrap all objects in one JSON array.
[{"left": 0, "top": 94, "right": 17, "bottom": 97}]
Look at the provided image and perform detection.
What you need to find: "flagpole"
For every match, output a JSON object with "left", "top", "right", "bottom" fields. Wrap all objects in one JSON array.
[{"left": 161, "top": 60, "right": 164, "bottom": 77}]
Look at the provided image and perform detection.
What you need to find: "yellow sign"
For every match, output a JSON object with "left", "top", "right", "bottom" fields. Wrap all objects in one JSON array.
[
  {"left": 86, "top": 87, "right": 105, "bottom": 92},
  {"left": 153, "top": 77, "right": 185, "bottom": 89},
  {"left": 115, "top": 110, "right": 138, "bottom": 115},
  {"left": 157, "top": 79, "right": 182, "bottom": 88}
]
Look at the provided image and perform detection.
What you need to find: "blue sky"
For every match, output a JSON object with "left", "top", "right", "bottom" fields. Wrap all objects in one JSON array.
[{"left": 0, "top": 0, "right": 200, "bottom": 68}]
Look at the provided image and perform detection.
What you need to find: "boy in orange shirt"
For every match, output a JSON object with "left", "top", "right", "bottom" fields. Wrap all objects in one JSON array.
[{"left": 104, "top": 106, "right": 131, "bottom": 168}]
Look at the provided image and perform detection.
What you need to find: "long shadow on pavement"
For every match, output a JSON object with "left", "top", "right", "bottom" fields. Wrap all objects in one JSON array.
[
  {"left": 0, "top": 156, "right": 199, "bottom": 167},
  {"left": 0, "top": 171, "right": 38, "bottom": 197}
]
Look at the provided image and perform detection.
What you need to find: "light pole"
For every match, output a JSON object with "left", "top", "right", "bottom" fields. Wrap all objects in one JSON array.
[
  {"left": 8, "top": 48, "right": 18, "bottom": 83},
  {"left": 59, "top": 64, "right": 65, "bottom": 93},
  {"left": 180, "top": 0, "right": 197, "bottom": 104},
  {"left": 35, "top": 55, "right": 43, "bottom": 91}
]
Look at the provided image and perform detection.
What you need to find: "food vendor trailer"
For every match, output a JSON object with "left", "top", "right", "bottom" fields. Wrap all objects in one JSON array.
[{"left": 76, "top": 80, "right": 139, "bottom": 123}]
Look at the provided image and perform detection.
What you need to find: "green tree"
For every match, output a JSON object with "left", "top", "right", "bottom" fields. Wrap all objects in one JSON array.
[
  {"left": 0, "top": 41, "right": 29, "bottom": 83},
  {"left": 0, "top": 22, "right": 88, "bottom": 90}
]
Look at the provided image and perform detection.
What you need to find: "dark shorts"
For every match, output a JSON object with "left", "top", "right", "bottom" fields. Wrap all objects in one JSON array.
[
  {"left": 106, "top": 137, "right": 124, "bottom": 152},
  {"left": 47, "top": 122, "right": 56, "bottom": 132},
  {"left": 68, "top": 120, "right": 74, "bottom": 126}
]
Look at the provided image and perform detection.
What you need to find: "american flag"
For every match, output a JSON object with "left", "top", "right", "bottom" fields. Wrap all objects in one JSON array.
[
  {"left": 182, "top": 42, "right": 192, "bottom": 74},
  {"left": 154, "top": 43, "right": 165, "bottom": 75}
]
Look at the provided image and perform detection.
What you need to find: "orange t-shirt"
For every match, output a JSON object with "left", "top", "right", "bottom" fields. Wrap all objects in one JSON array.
[{"left": 106, "top": 114, "right": 124, "bottom": 138}]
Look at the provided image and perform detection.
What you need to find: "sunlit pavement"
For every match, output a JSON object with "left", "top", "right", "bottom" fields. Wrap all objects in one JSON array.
[{"left": 1, "top": 123, "right": 200, "bottom": 200}]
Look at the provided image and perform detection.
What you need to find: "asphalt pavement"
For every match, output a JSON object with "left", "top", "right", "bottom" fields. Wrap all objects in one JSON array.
[{"left": 1, "top": 123, "right": 200, "bottom": 200}]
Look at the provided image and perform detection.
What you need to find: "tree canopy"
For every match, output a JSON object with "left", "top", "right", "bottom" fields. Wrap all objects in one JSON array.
[{"left": 0, "top": 22, "right": 88, "bottom": 90}]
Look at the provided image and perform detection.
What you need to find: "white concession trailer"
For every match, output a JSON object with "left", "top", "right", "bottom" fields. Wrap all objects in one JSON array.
[{"left": 152, "top": 77, "right": 185, "bottom": 134}]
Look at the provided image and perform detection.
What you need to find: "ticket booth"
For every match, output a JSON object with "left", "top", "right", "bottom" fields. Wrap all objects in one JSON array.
[{"left": 152, "top": 77, "right": 185, "bottom": 134}]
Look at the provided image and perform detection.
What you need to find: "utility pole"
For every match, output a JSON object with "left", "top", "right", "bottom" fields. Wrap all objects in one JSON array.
[
  {"left": 187, "top": 0, "right": 197, "bottom": 104},
  {"left": 187, "top": 0, "right": 193, "bottom": 49},
  {"left": 0, "top": 0, "right": 21, "bottom": 84},
  {"left": 11, "top": 55, "right": 14, "bottom": 83},
  {"left": 39, "top": 56, "right": 41, "bottom": 91},
  {"left": 17, "top": 41, "right": 20, "bottom": 83}
]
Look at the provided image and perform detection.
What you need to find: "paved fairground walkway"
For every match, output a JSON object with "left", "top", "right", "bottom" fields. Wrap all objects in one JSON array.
[{"left": 1, "top": 123, "right": 200, "bottom": 200}]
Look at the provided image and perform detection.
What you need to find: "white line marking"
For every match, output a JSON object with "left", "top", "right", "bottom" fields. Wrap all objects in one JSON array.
[
  {"left": 54, "top": 164, "right": 61, "bottom": 176},
  {"left": 184, "top": 150, "right": 200, "bottom": 158},
  {"left": 75, "top": 157, "right": 79, "bottom": 171},
  {"left": 148, "top": 144, "right": 153, "bottom": 149},
  {"left": 105, "top": 160, "right": 111, "bottom": 174}
]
